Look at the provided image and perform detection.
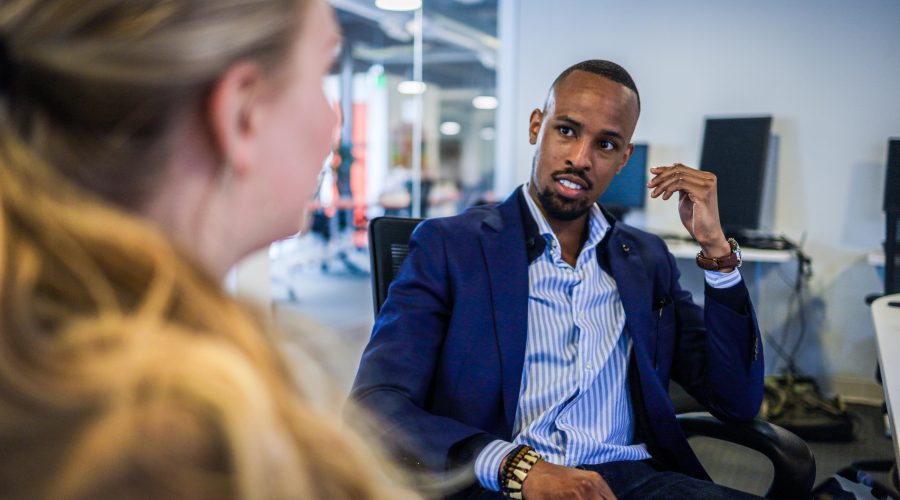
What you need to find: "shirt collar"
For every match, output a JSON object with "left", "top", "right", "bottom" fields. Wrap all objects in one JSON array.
[{"left": 520, "top": 183, "right": 610, "bottom": 256}]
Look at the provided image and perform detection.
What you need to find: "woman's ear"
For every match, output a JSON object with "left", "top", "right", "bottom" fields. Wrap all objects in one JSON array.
[{"left": 206, "top": 61, "right": 266, "bottom": 177}]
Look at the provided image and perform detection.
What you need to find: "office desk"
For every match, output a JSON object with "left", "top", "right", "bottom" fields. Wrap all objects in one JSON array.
[
  {"left": 663, "top": 239, "right": 794, "bottom": 264},
  {"left": 872, "top": 294, "right": 900, "bottom": 471},
  {"left": 869, "top": 251, "right": 885, "bottom": 267}
]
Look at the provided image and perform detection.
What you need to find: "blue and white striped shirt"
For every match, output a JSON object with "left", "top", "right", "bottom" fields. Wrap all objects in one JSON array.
[{"left": 473, "top": 185, "right": 742, "bottom": 491}]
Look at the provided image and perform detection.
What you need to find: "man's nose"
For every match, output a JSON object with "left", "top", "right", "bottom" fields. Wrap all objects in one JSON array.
[{"left": 566, "top": 138, "right": 592, "bottom": 169}]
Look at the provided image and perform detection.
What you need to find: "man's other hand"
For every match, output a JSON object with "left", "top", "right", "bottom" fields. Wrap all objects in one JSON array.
[
  {"left": 522, "top": 460, "right": 617, "bottom": 500},
  {"left": 647, "top": 163, "right": 731, "bottom": 259}
]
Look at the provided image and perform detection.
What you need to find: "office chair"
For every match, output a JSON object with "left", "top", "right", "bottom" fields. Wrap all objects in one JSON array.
[{"left": 368, "top": 215, "right": 816, "bottom": 499}]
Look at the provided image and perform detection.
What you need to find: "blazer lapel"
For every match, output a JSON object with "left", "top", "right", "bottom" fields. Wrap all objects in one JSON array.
[
  {"left": 607, "top": 229, "right": 656, "bottom": 364},
  {"left": 480, "top": 192, "right": 530, "bottom": 435}
]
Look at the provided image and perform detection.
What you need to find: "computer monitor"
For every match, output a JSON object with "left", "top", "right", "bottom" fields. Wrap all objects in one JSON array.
[
  {"left": 600, "top": 143, "right": 648, "bottom": 219},
  {"left": 699, "top": 117, "right": 773, "bottom": 234}
]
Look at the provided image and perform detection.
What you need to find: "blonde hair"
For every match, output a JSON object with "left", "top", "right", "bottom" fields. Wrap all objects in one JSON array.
[{"left": 0, "top": 1, "right": 414, "bottom": 498}]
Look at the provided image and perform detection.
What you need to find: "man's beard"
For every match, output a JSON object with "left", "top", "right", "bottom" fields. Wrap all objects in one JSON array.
[
  {"left": 534, "top": 167, "right": 594, "bottom": 221},
  {"left": 536, "top": 186, "right": 593, "bottom": 221}
]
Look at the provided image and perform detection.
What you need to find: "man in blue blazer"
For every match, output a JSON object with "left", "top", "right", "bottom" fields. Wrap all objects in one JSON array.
[{"left": 352, "top": 60, "right": 763, "bottom": 499}]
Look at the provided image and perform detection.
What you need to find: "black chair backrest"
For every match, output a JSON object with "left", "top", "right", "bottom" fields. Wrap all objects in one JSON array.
[{"left": 368, "top": 216, "right": 423, "bottom": 315}]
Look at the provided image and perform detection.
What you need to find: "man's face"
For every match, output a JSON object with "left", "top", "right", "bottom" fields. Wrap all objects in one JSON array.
[{"left": 528, "top": 71, "right": 640, "bottom": 221}]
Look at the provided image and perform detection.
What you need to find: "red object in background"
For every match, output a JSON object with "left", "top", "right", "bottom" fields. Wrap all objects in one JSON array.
[
  {"left": 351, "top": 103, "right": 368, "bottom": 226},
  {"left": 309, "top": 99, "right": 369, "bottom": 249},
  {"left": 350, "top": 102, "right": 368, "bottom": 248}
]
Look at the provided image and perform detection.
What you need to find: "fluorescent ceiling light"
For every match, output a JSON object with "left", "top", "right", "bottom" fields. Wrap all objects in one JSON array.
[
  {"left": 472, "top": 95, "right": 498, "bottom": 110},
  {"left": 398, "top": 80, "right": 427, "bottom": 94},
  {"left": 440, "top": 121, "right": 461, "bottom": 136},
  {"left": 375, "top": 0, "right": 422, "bottom": 11}
]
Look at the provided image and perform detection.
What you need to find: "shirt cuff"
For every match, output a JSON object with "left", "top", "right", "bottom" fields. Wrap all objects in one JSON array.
[
  {"left": 704, "top": 268, "right": 742, "bottom": 289},
  {"left": 474, "top": 439, "right": 518, "bottom": 491}
]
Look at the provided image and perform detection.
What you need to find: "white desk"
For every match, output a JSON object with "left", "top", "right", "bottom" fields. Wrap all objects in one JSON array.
[
  {"left": 663, "top": 239, "right": 794, "bottom": 264},
  {"left": 872, "top": 294, "right": 900, "bottom": 471},
  {"left": 869, "top": 250, "right": 885, "bottom": 267}
]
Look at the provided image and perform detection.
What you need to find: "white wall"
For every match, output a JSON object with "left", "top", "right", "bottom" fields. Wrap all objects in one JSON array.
[{"left": 497, "top": 0, "right": 900, "bottom": 392}]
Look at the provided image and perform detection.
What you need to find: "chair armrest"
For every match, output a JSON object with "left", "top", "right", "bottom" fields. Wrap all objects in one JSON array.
[{"left": 677, "top": 412, "right": 816, "bottom": 499}]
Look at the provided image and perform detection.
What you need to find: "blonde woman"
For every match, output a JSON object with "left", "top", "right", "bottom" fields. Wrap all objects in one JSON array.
[{"left": 0, "top": 0, "right": 415, "bottom": 498}]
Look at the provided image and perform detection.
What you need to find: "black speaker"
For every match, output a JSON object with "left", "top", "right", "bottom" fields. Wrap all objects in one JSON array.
[{"left": 885, "top": 138, "right": 900, "bottom": 213}]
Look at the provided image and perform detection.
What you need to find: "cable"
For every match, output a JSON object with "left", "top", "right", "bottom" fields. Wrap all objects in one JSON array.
[
  {"left": 766, "top": 231, "right": 810, "bottom": 375},
  {"left": 764, "top": 329, "right": 794, "bottom": 368},
  {"left": 786, "top": 235, "right": 812, "bottom": 372}
]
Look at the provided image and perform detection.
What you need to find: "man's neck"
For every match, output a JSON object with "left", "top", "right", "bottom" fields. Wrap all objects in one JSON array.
[{"left": 527, "top": 186, "right": 589, "bottom": 267}]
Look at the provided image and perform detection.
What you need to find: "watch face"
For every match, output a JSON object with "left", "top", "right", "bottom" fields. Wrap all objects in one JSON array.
[{"left": 730, "top": 239, "right": 743, "bottom": 267}]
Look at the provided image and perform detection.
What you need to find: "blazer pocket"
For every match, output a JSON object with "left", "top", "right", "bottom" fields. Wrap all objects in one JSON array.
[{"left": 652, "top": 296, "right": 676, "bottom": 380}]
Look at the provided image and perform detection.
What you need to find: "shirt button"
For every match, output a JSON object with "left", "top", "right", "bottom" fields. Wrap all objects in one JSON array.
[{"left": 585, "top": 363, "right": 593, "bottom": 370}]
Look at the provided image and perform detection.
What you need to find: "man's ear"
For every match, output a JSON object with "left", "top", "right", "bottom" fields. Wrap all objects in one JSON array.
[
  {"left": 206, "top": 62, "right": 266, "bottom": 177},
  {"left": 616, "top": 143, "right": 635, "bottom": 175},
  {"left": 528, "top": 108, "right": 543, "bottom": 145}
]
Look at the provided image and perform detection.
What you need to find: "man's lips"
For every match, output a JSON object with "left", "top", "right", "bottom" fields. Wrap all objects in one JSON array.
[{"left": 552, "top": 171, "right": 591, "bottom": 195}]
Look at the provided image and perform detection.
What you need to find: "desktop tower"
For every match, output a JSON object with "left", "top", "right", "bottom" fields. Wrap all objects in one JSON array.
[
  {"left": 884, "top": 139, "right": 900, "bottom": 295},
  {"left": 885, "top": 139, "right": 900, "bottom": 213}
]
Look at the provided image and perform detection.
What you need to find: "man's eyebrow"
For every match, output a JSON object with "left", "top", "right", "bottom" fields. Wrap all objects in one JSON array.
[
  {"left": 556, "top": 115, "right": 625, "bottom": 141},
  {"left": 599, "top": 129, "right": 625, "bottom": 141},
  {"left": 556, "top": 115, "right": 583, "bottom": 129}
]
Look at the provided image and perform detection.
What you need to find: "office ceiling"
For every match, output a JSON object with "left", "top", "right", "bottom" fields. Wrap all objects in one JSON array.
[{"left": 330, "top": 0, "right": 498, "bottom": 92}]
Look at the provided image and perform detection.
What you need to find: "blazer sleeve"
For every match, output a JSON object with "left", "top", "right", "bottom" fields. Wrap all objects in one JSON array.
[
  {"left": 350, "top": 220, "right": 499, "bottom": 470},
  {"left": 664, "top": 249, "right": 765, "bottom": 422}
]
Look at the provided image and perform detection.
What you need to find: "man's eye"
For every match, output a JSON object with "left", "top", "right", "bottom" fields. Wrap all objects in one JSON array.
[
  {"left": 558, "top": 126, "right": 574, "bottom": 137},
  {"left": 598, "top": 140, "right": 615, "bottom": 151}
]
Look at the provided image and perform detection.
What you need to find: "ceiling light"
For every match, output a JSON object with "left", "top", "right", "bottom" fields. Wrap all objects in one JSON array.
[
  {"left": 405, "top": 19, "right": 422, "bottom": 36},
  {"left": 472, "top": 95, "right": 498, "bottom": 110},
  {"left": 440, "top": 121, "right": 461, "bottom": 136},
  {"left": 375, "top": 0, "right": 422, "bottom": 11},
  {"left": 398, "top": 80, "right": 427, "bottom": 95}
]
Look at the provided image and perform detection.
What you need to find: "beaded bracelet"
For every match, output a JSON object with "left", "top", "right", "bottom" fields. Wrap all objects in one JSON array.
[
  {"left": 497, "top": 445, "right": 526, "bottom": 493},
  {"left": 500, "top": 445, "right": 541, "bottom": 499}
]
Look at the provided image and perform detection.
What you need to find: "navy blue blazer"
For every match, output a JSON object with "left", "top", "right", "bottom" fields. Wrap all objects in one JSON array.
[{"left": 352, "top": 188, "right": 764, "bottom": 480}]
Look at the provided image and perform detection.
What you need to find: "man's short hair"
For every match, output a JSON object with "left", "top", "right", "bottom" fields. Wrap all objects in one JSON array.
[{"left": 549, "top": 59, "right": 641, "bottom": 111}]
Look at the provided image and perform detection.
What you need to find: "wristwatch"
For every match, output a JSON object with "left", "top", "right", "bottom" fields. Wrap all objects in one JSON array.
[{"left": 696, "top": 238, "right": 742, "bottom": 271}]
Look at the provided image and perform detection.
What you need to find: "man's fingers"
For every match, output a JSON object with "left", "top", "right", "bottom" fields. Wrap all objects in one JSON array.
[
  {"left": 648, "top": 165, "right": 714, "bottom": 187},
  {"left": 588, "top": 472, "right": 616, "bottom": 500},
  {"left": 651, "top": 173, "right": 707, "bottom": 200},
  {"left": 650, "top": 173, "right": 684, "bottom": 198}
]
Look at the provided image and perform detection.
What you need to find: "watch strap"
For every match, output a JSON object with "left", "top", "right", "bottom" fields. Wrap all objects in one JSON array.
[{"left": 696, "top": 238, "right": 741, "bottom": 271}]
